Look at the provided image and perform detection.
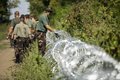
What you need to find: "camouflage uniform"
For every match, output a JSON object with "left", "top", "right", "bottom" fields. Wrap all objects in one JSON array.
[
  {"left": 10, "top": 17, "right": 20, "bottom": 47},
  {"left": 34, "top": 31, "right": 46, "bottom": 56},
  {"left": 13, "top": 22, "right": 31, "bottom": 63},
  {"left": 35, "top": 13, "right": 49, "bottom": 56}
]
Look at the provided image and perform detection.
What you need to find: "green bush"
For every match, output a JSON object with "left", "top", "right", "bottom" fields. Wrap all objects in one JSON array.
[
  {"left": 12, "top": 42, "right": 54, "bottom": 80},
  {"left": 52, "top": 0, "right": 120, "bottom": 60}
]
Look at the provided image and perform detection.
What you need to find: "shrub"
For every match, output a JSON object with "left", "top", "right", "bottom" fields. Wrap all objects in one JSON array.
[
  {"left": 12, "top": 41, "right": 54, "bottom": 80},
  {"left": 53, "top": 0, "right": 120, "bottom": 61}
]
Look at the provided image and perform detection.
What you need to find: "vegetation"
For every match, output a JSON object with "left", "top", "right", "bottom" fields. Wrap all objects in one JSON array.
[
  {"left": 28, "top": 0, "right": 50, "bottom": 16},
  {"left": 11, "top": 42, "right": 54, "bottom": 80},
  {"left": 57, "top": 0, "right": 120, "bottom": 61},
  {"left": 0, "top": 23, "right": 8, "bottom": 41},
  {"left": 0, "top": 0, "right": 19, "bottom": 22}
]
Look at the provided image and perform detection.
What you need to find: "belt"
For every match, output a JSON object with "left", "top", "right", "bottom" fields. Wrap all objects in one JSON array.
[
  {"left": 17, "top": 37, "right": 29, "bottom": 39},
  {"left": 37, "top": 30, "right": 46, "bottom": 33}
]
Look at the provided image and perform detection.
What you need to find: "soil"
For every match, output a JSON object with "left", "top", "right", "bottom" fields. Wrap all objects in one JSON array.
[{"left": 0, "top": 40, "right": 15, "bottom": 80}]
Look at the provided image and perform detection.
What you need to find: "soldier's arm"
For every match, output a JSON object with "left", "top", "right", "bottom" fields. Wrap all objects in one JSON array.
[
  {"left": 8, "top": 27, "right": 13, "bottom": 35},
  {"left": 27, "top": 27, "right": 31, "bottom": 35},
  {"left": 26, "top": 25, "right": 32, "bottom": 39},
  {"left": 8, "top": 20, "right": 14, "bottom": 35},
  {"left": 42, "top": 16, "right": 55, "bottom": 32},
  {"left": 12, "top": 25, "right": 18, "bottom": 39},
  {"left": 7, "top": 26, "right": 13, "bottom": 39},
  {"left": 45, "top": 24, "right": 55, "bottom": 32}
]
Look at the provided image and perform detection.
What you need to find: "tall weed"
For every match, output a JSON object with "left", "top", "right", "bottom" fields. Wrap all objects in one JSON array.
[{"left": 12, "top": 41, "right": 54, "bottom": 80}]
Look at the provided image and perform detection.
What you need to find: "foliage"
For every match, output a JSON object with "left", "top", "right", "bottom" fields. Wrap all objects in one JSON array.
[
  {"left": 0, "top": 0, "right": 19, "bottom": 22},
  {"left": 0, "top": 0, "right": 8, "bottom": 14},
  {"left": 28, "top": 0, "right": 81, "bottom": 16},
  {"left": 0, "top": 0, "right": 9, "bottom": 22},
  {"left": 50, "top": 4, "right": 72, "bottom": 29},
  {"left": 0, "top": 23, "right": 8, "bottom": 40},
  {"left": 28, "top": 0, "right": 48, "bottom": 16},
  {"left": 49, "top": 0, "right": 60, "bottom": 8},
  {"left": 55, "top": 0, "right": 120, "bottom": 60},
  {"left": 8, "top": 0, "right": 19, "bottom": 8},
  {"left": 11, "top": 41, "right": 54, "bottom": 80}
]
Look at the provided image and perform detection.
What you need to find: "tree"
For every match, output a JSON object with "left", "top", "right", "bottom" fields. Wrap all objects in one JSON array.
[
  {"left": 0, "top": 0, "right": 8, "bottom": 22},
  {"left": 0, "top": 0, "right": 19, "bottom": 22},
  {"left": 28, "top": 0, "right": 50, "bottom": 16}
]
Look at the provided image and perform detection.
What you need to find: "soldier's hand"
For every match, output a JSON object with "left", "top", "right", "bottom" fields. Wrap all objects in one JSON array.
[
  {"left": 6, "top": 36, "right": 9, "bottom": 39},
  {"left": 6, "top": 34, "right": 11, "bottom": 39}
]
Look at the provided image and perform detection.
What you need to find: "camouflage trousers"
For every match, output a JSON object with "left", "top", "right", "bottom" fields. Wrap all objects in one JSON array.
[
  {"left": 34, "top": 31, "right": 46, "bottom": 56},
  {"left": 8, "top": 35, "right": 14, "bottom": 47},
  {"left": 14, "top": 37, "right": 30, "bottom": 63}
]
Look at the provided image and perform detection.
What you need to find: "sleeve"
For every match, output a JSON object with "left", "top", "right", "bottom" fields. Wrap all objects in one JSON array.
[
  {"left": 10, "top": 19, "right": 15, "bottom": 27},
  {"left": 26, "top": 25, "right": 31, "bottom": 35},
  {"left": 33, "top": 21, "right": 38, "bottom": 29},
  {"left": 13, "top": 25, "right": 18, "bottom": 35},
  {"left": 28, "top": 20, "right": 32, "bottom": 28},
  {"left": 42, "top": 16, "right": 48, "bottom": 26},
  {"left": 32, "top": 22, "right": 36, "bottom": 29}
]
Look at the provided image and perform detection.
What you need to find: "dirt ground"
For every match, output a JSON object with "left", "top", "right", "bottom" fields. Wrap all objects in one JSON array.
[{"left": 0, "top": 40, "right": 15, "bottom": 80}]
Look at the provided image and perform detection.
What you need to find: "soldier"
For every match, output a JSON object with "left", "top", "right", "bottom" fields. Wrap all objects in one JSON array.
[
  {"left": 24, "top": 14, "right": 33, "bottom": 44},
  {"left": 25, "top": 14, "right": 33, "bottom": 33},
  {"left": 35, "top": 7, "right": 59, "bottom": 56},
  {"left": 13, "top": 15, "right": 31, "bottom": 63},
  {"left": 30, "top": 14, "right": 38, "bottom": 34},
  {"left": 7, "top": 11, "right": 20, "bottom": 47},
  {"left": 30, "top": 14, "right": 39, "bottom": 41}
]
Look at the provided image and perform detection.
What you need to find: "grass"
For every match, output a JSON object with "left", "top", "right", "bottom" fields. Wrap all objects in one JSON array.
[
  {"left": 0, "top": 23, "right": 9, "bottom": 50},
  {"left": 11, "top": 41, "right": 54, "bottom": 80},
  {"left": 0, "top": 44, "right": 8, "bottom": 50},
  {"left": 0, "top": 23, "right": 8, "bottom": 41}
]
